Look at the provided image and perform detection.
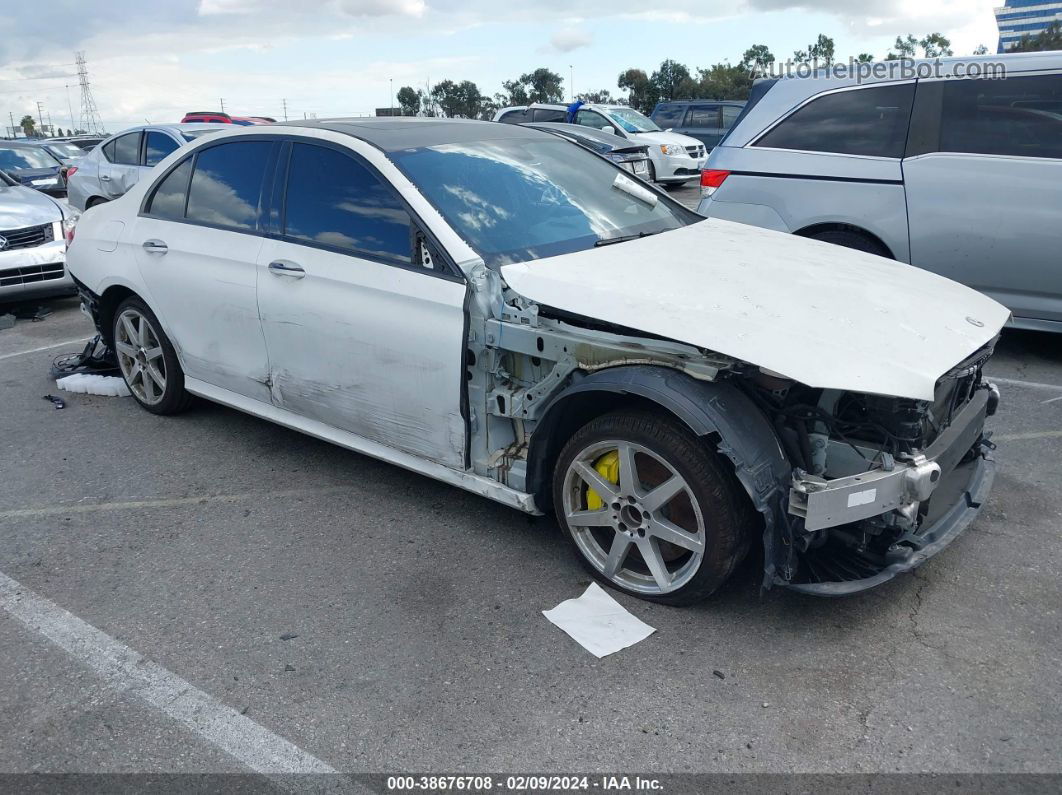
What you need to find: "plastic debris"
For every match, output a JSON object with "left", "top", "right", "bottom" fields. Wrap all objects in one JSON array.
[
  {"left": 542, "top": 582, "right": 655, "bottom": 658},
  {"left": 50, "top": 335, "right": 120, "bottom": 379},
  {"left": 42, "top": 394, "right": 66, "bottom": 410},
  {"left": 56, "top": 373, "right": 131, "bottom": 397}
]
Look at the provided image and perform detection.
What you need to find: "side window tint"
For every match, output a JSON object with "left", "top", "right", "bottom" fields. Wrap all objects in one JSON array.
[
  {"left": 283, "top": 143, "right": 411, "bottom": 263},
  {"left": 186, "top": 141, "right": 270, "bottom": 231},
  {"left": 687, "top": 105, "right": 722, "bottom": 127},
  {"left": 145, "top": 132, "right": 179, "bottom": 167},
  {"left": 575, "top": 110, "right": 608, "bottom": 130},
  {"left": 939, "top": 74, "right": 1062, "bottom": 159},
  {"left": 146, "top": 158, "right": 193, "bottom": 219},
  {"left": 532, "top": 108, "right": 566, "bottom": 123},
  {"left": 113, "top": 132, "right": 142, "bottom": 165},
  {"left": 499, "top": 110, "right": 528, "bottom": 124},
  {"left": 652, "top": 105, "right": 685, "bottom": 127},
  {"left": 102, "top": 139, "right": 117, "bottom": 163},
  {"left": 755, "top": 83, "right": 915, "bottom": 158},
  {"left": 721, "top": 105, "right": 743, "bottom": 128}
]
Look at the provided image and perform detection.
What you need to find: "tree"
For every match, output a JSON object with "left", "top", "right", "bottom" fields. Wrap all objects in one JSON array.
[
  {"left": 1009, "top": 21, "right": 1062, "bottom": 52},
  {"left": 577, "top": 89, "right": 614, "bottom": 104},
  {"left": 523, "top": 68, "right": 564, "bottom": 103},
  {"left": 396, "top": 86, "right": 421, "bottom": 116},
  {"left": 499, "top": 79, "right": 529, "bottom": 106},
  {"left": 650, "top": 59, "right": 693, "bottom": 102},
  {"left": 741, "top": 44, "right": 775, "bottom": 75},
  {"left": 20, "top": 115, "right": 35, "bottom": 137},
  {"left": 617, "top": 68, "right": 656, "bottom": 114},
  {"left": 919, "top": 33, "right": 953, "bottom": 57},
  {"left": 794, "top": 34, "right": 835, "bottom": 65},
  {"left": 886, "top": 34, "right": 918, "bottom": 60},
  {"left": 973, "top": 44, "right": 990, "bottom": 56},
  {"left": 855, "top": 53, "right": 876, "bottom": 63},
  {"left": 696, "top": 63, "right": 754, "bottom": 101}
]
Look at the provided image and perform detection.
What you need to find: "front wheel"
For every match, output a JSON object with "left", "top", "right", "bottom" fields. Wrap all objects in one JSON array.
[
  {"left": 553, "top": 410, "right": 752, "bottom": 605},
  {"left": 113, "top": 296, "right": 193, "bottom": 415}
]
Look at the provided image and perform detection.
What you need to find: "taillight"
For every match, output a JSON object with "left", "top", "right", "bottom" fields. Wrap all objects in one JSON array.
[
  {"left": 700, "top": 169, "right": 730, "bottom": 198},
  {"left": 65, "top": 166, "right": 78, "bottom": 179}
]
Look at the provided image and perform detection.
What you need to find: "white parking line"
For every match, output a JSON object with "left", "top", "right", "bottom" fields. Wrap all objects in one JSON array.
[
  {"left": 988, "top": 376, "right": 1062, "bottom": 392},
  {"left": 0, "top": 570, "right": 337, "bottom": 776},
  {"left": 994, "top": 430, "right": 1062, "bottom": 442},
  {"left": 0, "top": 338, "right": 92, "bottom": 362}
]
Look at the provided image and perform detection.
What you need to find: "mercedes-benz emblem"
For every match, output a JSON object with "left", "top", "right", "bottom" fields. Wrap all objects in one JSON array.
[
  {"left": 0, "top": 235, "right": 7, "bottom": 251},
  {"left": 966, "top": 316, "right": 984, "bottom": 327}
]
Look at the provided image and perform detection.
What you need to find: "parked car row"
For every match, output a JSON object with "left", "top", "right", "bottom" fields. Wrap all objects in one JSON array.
[
  {"left": 0, "top": 168, "right": 77, "bottom": 302},
  {"left": 66, "top": 116, "right": 1006, "bottom": 604},
  {"left": 697, "top": 50, "right": 1062, "bottom": 331}
]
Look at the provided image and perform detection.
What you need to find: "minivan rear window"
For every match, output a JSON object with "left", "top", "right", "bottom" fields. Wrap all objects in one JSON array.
[{"left": 754, "top": 83, "right": 915, "bottom": 158}]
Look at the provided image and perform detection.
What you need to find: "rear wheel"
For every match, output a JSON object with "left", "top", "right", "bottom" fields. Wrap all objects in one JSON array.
[
  {"left": 807, "top": 228, "right": 891, "bottom": 258},
  {"left": 553, "top": 410, "right": 752, "bottom": 605},
  {"left": 113, "top": 297, "right": 193, "bottom": 415}
]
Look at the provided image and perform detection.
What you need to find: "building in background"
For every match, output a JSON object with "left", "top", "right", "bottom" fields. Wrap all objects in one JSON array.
[{"left": 996, "top": 0, "right": 1062, "bottom": 52}]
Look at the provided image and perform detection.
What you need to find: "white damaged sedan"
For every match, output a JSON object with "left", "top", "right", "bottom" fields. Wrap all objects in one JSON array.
[{"left": 67, "top": 119, "right": 1009, "bottom": 604}]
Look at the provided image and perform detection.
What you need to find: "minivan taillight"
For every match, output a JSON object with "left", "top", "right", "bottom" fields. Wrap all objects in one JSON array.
[{"left": 700, "top": 169, "right": 730, "bottom": 198}]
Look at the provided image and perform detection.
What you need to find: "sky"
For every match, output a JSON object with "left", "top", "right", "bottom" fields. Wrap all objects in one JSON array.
[{"left": 0, "top": 0, "right": 1002, "bottom": 133}]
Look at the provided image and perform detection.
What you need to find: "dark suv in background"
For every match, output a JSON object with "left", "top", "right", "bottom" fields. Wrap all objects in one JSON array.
[{"left": 650, "top": 100, "right": 746, "bottom": 149}]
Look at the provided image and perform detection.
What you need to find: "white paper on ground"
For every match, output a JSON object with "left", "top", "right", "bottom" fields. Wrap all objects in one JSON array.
[
  {"left": 56, "top": 373, "right": 131, "bottom": 397},
  {"left": 542, "top": 582, "right": 656, "bottom": 658}
]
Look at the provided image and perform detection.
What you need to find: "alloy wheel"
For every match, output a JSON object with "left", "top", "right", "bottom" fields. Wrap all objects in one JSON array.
[{"left": 115, "top": 308, "right": 167, "bottom": 406}]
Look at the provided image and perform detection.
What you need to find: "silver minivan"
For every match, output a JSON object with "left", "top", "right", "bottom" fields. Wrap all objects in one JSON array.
[{"left": 697, "top": 52, "right": 1062, "bottom": 332}]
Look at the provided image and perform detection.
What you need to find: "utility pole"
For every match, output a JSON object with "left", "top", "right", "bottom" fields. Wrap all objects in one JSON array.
[
  {"left": 219, "top": 97, "right": 226, "bottom": 113},
  {"left": 8, "top": 112, "right": 15, "bottom": 139},
  {"left": 75, "top": 51, "right": 104, "bottom": 134},
  {"left": 65, "top": 84, "right": 75, "bottom": 132},
  {"left": 36, "top": 101, "right": 44, "bottom": 133},
  {"left": 389, "top": 78, "right": 393, "bottom": 116},
  {"left": 282, "top": 98, "right": 288, "bottom": 121}
]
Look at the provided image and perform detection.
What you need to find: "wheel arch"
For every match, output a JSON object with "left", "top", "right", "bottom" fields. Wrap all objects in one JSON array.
[
  {"left": 794, "top": 222, "right": 895, "bottom": 259},
  {"left": 527, "top": 365, "right": 794, "bottom": 587},
  {"left": 97, "top": 284, "right": 139, "bottom": 346}
]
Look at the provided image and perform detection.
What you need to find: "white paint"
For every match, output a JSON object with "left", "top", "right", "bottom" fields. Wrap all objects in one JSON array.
[
  {"left": 0, "top": 338, "right": 91, "bottom": 362},
  {"left": 0, "top": 570, "right": 337, "bottom": 775},
  {"left": 1043, "top": 395, "right": 1062, "bottom": 405},
  {"left": 847, "top": 488, "right": 878, "bottom": 508},
  {"left": 542, "top": 582, "right": 655, "bottom": 658},
  {"left": 988, "top": 376, "right": 1062, "bottom": 392},
  {"left": 994, "top": 430, "right": 1062, "bottom": 442},
  {"left": 502, "top": 218, "right": 1010, "bottom": 401}
]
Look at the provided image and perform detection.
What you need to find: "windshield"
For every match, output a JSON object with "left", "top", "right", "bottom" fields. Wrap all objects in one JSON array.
[
  {"left": 389, "top": 138, "right": 696, "bottom": 267},
  {"left": 0, "top": 146, "right": 58, "bottom": 170},
  {"left": 45, "top": 142, "right": 84, "bottom": 161},
  {"left": 182, "top": 129, "right": 225, "bottom": 141},
  {"left": 605, "top": 107, "right": 661, "bottom": 133}
]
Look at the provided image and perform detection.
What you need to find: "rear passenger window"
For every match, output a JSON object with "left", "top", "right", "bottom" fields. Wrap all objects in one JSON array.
[
  {"left": 498, "top": 110, "right": 529, "bottom": 124},
  {"left": 755, "top": 83, "right": 915, "bottom": 158},
  {"left": 939, "top": 74, "right": 1062, "bottom": 159},
  {"left": 146, "top": 158, "right": 192, "bottom": 219},
  {"left": 686, "top": 105, "right": 721, "bottom": 127},
  {"left": 111, "top": 132, "right": 142, "bottom": 165},
  {"left": 531, "top": 108, "right": 566, "bottom": 123},
  {"left": 145, "top": 132, "right": 179, "bottom": 167},
  {"left": 283, "top": 143, "right": 411, "bottom": 263},
  {"left": 186, "top": 141, "right": 270, "bottom": 231},
  {"left": 652, "top": 104, "right": 686, "bottom": 127}
]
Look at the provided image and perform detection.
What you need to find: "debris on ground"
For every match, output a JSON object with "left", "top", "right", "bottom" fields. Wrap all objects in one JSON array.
[
  {"left": 56, "top": 373, "right": 131, "bottom": 397},
  {"left": 280, "top": 633, "right": 298, "bottom": 641},
  {"left": 14, "top": 304, "right": 52, "bottom": 322},
  {"left": 713, "top": 670, "right": 725, "bottom": 680},
  {"left": 50, "top": 335, "right": 120, "bottom": 379},
  {"left": 542, "top": 582, "right": 655, "bottom": 658},
  {"left": 41, "top": 394, "right": 66, "bottom": 410}
]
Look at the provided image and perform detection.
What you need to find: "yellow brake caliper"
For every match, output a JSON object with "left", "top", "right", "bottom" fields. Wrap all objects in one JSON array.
[{"left": 585, "top": 450, "right": 620, "bottom": 511}]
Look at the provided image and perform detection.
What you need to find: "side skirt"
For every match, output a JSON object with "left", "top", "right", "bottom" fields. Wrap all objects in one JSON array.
[{"left": 184, "top": 378, "right": 541, "bottom": 515}]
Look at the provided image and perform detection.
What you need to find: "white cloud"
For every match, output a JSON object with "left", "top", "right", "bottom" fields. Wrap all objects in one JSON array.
[{"left": 549, "top": 27, "right": 593, "bottom": 52}]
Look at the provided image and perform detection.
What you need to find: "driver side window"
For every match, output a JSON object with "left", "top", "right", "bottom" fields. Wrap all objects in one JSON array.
[{"left": 575, "top": 110, "right": 612, "bottom": 133}]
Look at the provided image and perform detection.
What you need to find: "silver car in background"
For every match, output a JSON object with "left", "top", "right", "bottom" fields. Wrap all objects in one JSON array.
[
  {"left": 0, "top": 170, "right": 77, "bottom": 302},
  {"left": 67, "top": 123, "right": 226, "bottom": 211},
  {"left": 697, "top": 51, "right": 1062, "bottom": 332}
]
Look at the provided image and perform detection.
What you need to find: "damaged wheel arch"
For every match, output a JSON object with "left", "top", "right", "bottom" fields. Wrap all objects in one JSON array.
[{"left": 526, "top": 364, "right": 795, "bottom": 588}]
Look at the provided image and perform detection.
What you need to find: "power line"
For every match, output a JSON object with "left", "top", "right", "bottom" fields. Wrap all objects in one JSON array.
[{"left": 75, "top": 51, "right": 104, "bottom": 134}]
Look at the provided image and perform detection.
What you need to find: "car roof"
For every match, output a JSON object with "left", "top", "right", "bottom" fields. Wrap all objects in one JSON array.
[
  {"left": 654, "top": 99, "right": 746, "bottom": 106},
  {"left": 523, "top": 122, "right": 645, "bottom": 149},
  {"left": 0, "top": 140, "right": 43, "bottom": 148},
  {"left": 281, "top": 117, "right": 550, "bottom": 152}
]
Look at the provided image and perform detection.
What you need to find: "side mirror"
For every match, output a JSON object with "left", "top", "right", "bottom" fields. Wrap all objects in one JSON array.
[{"left": 600, "top": 125, "right": 615, "bottom": 134}]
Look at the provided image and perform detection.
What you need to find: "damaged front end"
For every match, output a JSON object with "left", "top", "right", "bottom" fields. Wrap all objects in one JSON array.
[{"left": 751, "top": 343, "right": 999, "bottom": 594}]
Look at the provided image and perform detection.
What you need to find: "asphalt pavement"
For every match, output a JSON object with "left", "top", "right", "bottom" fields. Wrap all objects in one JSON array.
[{"left": 1, "top": 237, "right": 1060, "bottom": 781}]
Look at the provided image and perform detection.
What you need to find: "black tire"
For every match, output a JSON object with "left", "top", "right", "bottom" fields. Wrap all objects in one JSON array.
[
  {"left": 86, "top": 196, "right": 109, "bottom": 209},
  {"left": 807, "top": 228, "right": 891, "bottom": 258},
  {"left": 552, "top": 410, "right": 753, "bottom": 606},
  {"left": 112, "top": 296, "right": 193, "bottom": 415}
]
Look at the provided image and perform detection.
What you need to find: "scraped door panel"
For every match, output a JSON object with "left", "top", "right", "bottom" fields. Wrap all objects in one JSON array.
[{"left": 256, "top": 241, "right": 468, "bottom": 468}]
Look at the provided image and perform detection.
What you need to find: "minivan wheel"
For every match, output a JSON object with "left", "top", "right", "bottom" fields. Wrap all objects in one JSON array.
[
  {"left": 553, "top": 410, "right": 752, "bottom": 605},
  {"left": 807, "top": 228, "right": 891, "bottom": 258},
  {"left": 113, "top": 297, "right": 193, "bottom": 415}
]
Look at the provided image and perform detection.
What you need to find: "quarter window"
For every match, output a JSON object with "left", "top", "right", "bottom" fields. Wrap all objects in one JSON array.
[
  {"left": 283, "top": 143, "right": 411, "bottom": 263},
  {"left": 755, "top": 83, "right": 915, "bottom": 158},
  {"left": 145, "top": 132, "right": 179, "bottom": 167},
  {"left": 652, "top": 104, "right": 686, "bottom": 127},
  {"left": 498, "top": 110, "right": 529, "bottom": 125},
  {"left": 938, "top": 74, "right": 1062, "bottom": 159},
  {"left": 145, "top": 158, "right": 192, "bottom": 219},
  {"left": 185, "top": 141, "right": 270, "bottom": 231}
]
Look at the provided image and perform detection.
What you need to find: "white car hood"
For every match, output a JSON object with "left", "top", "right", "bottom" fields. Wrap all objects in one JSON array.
[
  {"left": 629, "top": 130, "right": 700, "bottom": 149},
  {"left": 501, "top": 219, "right": 1010, "bottom": 401},
  {"left": 0, "top": 183, "right": 62, "bottom": 229}
]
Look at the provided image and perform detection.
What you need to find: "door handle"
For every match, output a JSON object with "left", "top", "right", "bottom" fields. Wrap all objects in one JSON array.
[
  {"left": 99, "top": 174, "right": 111, "bottom": 182},
  {"left": 142, "top": 239, "right": 168, "bottom": 254},
  {"left": 268, "top": 260, "right": 305, "bottom": 278}
]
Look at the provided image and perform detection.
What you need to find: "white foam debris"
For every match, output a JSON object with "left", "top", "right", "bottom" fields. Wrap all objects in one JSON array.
[
  {"left": 56, "top": 374, "right": 131, "bottom": 397},
  {"left": 542, "top": 582, "right": 656, "bottom": 658}
]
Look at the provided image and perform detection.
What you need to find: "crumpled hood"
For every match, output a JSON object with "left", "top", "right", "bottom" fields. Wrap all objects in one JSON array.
[
  {"left": 0, "top": 183, "right": 62, "bottom": 229},
  {"left": 629, "top": 130, "right": 701, "bottom": 150},
  {"left": 501, "top": 218, "right": 1010, "bottom": 401}
]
